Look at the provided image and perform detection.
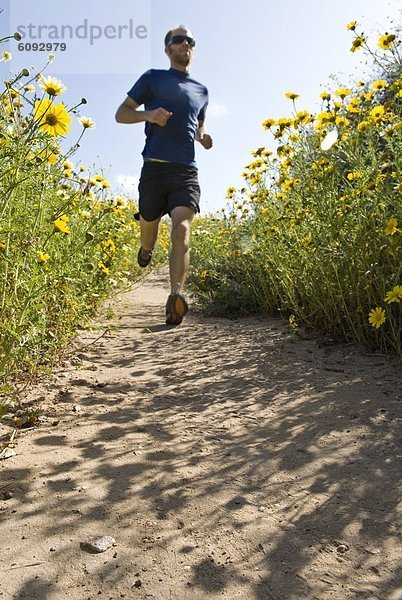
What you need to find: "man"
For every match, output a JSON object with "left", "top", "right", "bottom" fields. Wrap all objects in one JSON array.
[{"left": 115, "top": 25, "right": 212, "bottom": 325}]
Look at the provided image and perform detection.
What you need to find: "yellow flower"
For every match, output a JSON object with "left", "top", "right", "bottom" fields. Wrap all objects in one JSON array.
[
  {"left": 46, "top": 152, "right": 59, "bottom": 165},
  {"left": 384, "top": 217, "right": 398, "bottom": 235},
  {"left": 368, "top": 307, "right": 386, "bottom": 329},
  {"left": 314, "top": 111, "right": 334, "bottom": 131},
  {"left": 335, "top": 116, "right": 350, "bottom": 128},
  {"left": 262, "top": 118, "right": 276, "bottom": 130},
  {"left": 285, "top": 91, "right": 299, "bottom": 100},
  {"left": 295, "top": 110, "right": 310, "bottom": 124},
  {"left": 63, "top": 160, "right": 73, "bottom": 170},
  {"left": 282, "top": 178, "right": 300, "bottom": 193},
  {"left": 347, "top": 171, "right": 362, "bottom": 181},
  {"left": 369, "top": 105, "right": 385, "bottom": 122},
  {"left": 277, "top": 145, "right": 293, "bottom": 157},
  {"left": 378, "top": 33, "right": 396, "bottom": 50},
  {"left": 54, "top": 214, "right": 70, "bottom": 234},
  {"left": 372, "top": 80, "right": 388, "bottom": 91},
  {"left": 384, "top": 285, "right": 402, "bottom": 304},
  {"left": 320, "top": 92, "right": 331, "bottom": 101},
  {"left": 357, "top": 120, "right": 370, "bottom": 132},
  {"left": 226, "top": 187, "right": 236, "bottom": 199},
  {"left": 351, "top": 36, "right": 365, "bottom": 52},
  {"left": 103, "top": 239, "right": 116, "bottom": 253},
  {"left": 34, "top": 98, "right": 72, "bottom": 138},
  {"left": 346, "top": 20, "right": 357, "bottom": 31},
  {"left": 1, "top": 50, "right": 12, "bottom": 62},
  {"left": 252, "top": 147, "right": 272, "bottom": 157},
  {"left": 335, "top": 87, "right": 351, "bottom": 99},
  {"left": 79, "top": 116, "right": 96, "bottom": 129},
  {"left": 277, "top": 117, "right": 293, "bottom": 130},
  {"left": 360, "top": 91, "right": 374, "bottom": 102},
  {"left": 98, "top": 261, "right": 110, "bottom": 275},
  {"left": 347, "top": 97, "right": 361, "bottom": 113},
  {"left": 289, "top": 314, "right": 298, "bottom": 329},
  {"left": 37, "top": 251, "right": 50, "bottom": 263},
  {"left": 40, "top": 76, "right": 67, "bottom": 96}
]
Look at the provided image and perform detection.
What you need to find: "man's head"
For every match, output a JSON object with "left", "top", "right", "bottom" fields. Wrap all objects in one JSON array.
[{"left": 165, "top": 25, "right": 195, "bottom": 68}]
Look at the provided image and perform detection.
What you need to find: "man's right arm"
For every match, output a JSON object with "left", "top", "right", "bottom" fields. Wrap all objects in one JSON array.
[{"left": 115, "top": 96, "right": 172, "bottom": 126}]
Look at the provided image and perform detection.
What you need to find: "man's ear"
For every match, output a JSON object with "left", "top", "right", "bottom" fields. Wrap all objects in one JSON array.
[{"left": 165, "top": 46, "right": 171, "bottom": 58}]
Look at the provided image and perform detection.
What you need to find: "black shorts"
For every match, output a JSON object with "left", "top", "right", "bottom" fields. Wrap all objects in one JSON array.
[{"left": 138, "top": 161, "right": 201, "bottom": 222}]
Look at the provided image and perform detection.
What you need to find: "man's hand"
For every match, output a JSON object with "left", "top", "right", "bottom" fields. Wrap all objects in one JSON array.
[
  {"left": 115, "top": 98, "right": 172, "bottom": 126},
  {"left": 146, "top": 107, "right": 172, "bottom": 127},
  {"left": 197, "top": 133, "right": 213, "bottom": 149}
]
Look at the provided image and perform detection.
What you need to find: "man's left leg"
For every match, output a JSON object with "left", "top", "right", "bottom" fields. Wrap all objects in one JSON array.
[
  {"left": 165, "top": 205, "right": 195, "bottom": 325},
  {"left": 169, "top": 205, "right": 195, "bottom": 294}
]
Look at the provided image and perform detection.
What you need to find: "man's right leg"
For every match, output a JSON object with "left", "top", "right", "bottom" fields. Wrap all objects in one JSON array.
[
  {"left": 137, "top": 161, "right": 164, "bottom": 266},
  {"left": 140, "top": 215, "right": 160, "bottom": 251},
  {"left": 138, "top": 215, "right": 161, "bottom": 267}
]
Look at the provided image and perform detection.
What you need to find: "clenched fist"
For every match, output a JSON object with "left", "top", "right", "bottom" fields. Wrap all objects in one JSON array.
[
  {"left": 146, "top": 107, "right": 172, "bottom": 127},
  {"left": 198, "top": 133, "right": 213, "bottom": 149}
]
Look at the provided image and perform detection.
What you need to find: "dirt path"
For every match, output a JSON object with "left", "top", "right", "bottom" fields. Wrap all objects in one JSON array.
[{"left": 1, "top": 269, "right": 401, "bottom": 600}]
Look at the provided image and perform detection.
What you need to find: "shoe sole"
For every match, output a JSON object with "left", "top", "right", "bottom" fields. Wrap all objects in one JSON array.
[
  {"left": 137, "top": 247, "right": 152, "bottom": 268},
  {"left": 166, "top": 294, "right": 188, "bottom": 325}
]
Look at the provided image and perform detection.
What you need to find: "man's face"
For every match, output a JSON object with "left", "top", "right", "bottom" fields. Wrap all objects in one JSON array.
[{"left": 165, "top": 28, "right": 195, "bottom": 66}]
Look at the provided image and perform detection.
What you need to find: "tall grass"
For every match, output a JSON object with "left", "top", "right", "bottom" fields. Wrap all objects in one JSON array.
[
  {"left": 0, "top": 39, "right": 169, "bottom": 390},
  {"left": 189, "top": 23, "right": 402, "bottom": 357}
]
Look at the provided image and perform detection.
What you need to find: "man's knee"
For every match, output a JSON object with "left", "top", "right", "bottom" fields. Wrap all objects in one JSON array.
[{"left": 171, "top": 221, "right": 191, "bottom": 248}]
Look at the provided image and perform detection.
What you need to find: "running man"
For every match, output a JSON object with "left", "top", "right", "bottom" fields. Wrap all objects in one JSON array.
[{"left": 115, "top": 24, "right": 213, "bottom": 325}]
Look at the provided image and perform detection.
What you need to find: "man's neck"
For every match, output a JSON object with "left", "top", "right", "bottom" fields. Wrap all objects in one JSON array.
[{"left": 170, "top": 60, "right": 190, "bottom": 74}]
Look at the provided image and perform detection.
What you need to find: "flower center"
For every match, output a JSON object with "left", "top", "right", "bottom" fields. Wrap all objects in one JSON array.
[{"left": 45, "top": 114, "right": 58, "bottom": 126}]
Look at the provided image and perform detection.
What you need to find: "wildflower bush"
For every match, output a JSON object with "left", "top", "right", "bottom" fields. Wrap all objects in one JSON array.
[
  {"left": 189, "top": 23, "right": 402, "bottom": 357},
  {"left": 0, "top": 36, "right": 169, "bottom": 388}
]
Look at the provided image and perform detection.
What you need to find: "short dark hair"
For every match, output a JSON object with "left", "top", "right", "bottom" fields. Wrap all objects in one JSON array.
[
  {"left": 164, "top": 29, "right": 173, "bottom": 48},
  {"left": 164, "top": 24, "right": 191, "bottom": 47}
]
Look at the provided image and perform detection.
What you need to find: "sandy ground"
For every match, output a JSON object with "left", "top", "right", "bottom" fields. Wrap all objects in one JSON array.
[{"left": 0, "top": 269, "right": 401, "bottom": 600}]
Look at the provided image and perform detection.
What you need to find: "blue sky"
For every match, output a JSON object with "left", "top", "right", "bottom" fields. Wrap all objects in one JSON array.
[{"left": 1, "top": 0, "right": 401, "bottom": 213}]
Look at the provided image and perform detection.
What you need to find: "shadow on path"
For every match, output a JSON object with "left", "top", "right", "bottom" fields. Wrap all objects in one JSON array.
[{"left": 1, "top": 270, "right": 401, "bottom": 600}]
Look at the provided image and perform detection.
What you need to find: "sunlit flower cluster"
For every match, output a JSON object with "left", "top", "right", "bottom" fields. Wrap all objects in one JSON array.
[
  {"left": 0, "top": 48, "right": 171, "bottom": 381},
  {"left": 190, "top": 21, "right": 402, "bottom": 357}
]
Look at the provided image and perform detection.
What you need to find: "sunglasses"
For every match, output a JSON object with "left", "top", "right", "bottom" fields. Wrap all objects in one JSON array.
[{"left": 168, "top": 35, "right": 196, "bottom": 48}]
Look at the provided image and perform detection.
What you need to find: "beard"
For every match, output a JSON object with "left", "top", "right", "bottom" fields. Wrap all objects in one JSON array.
[{"left": 171, "top": 47, "right": 192, "bottom": 66}]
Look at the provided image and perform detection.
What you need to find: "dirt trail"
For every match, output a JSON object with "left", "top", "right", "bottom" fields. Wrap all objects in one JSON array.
[{"left": 0, "top": 269, "right": 401, "bottom": 600}]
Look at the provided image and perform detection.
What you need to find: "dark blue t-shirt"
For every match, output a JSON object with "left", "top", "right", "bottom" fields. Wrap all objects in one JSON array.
[{"left": 127, "top": 68, "right": 208, "bottom": 167}]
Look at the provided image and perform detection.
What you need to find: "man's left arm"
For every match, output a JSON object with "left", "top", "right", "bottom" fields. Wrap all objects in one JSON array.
[{"left": 196, "top": 120, "right": 213, "bottom": 149}]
